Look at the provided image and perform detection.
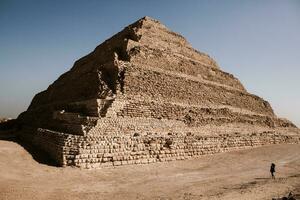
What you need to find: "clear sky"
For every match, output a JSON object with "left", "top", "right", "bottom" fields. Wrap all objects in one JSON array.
[{"left": 0, "top": 0, "right": 299, "bottom": 126}]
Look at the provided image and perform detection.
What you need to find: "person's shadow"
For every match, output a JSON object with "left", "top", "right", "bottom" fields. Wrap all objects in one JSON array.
[{"left": 254, "top": 177, "right": 269, "bottom": 180}]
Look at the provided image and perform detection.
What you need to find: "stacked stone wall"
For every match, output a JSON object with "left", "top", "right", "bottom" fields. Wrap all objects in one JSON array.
[
  {"left": 17, "top": 127, "right": 66, "bottom": 165},
  {"left": 116, "top": 100, "right": 277, "bottom": 127},
  {"left": 125, "top": 65, "right": 274, "bottom": 116},
  {"left": 32, "top": 128, "right": 300, "bottom": 169},
  {"left": 136, "top": 18, "right": 219, "bottom": 69},
  {"left": 131, "top": 47, "right": 244, "bottom": 90}
]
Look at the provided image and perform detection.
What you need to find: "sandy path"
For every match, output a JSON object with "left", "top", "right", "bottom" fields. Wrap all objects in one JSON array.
[{"left": 0, "top": 140, "right": 299, "bottom": 200}]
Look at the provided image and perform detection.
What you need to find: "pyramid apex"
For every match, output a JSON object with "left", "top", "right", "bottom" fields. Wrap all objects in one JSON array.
[
  {"left": 141, "top": 16, "right": 156, "bottom": 20},
  {"left": 138, "top": 16, "right": 160, "bottom": 23}
]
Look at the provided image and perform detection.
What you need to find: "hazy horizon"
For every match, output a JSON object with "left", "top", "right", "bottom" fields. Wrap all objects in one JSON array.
[{"left": 0, "top": 0, "right": 299, "bottom": 126}]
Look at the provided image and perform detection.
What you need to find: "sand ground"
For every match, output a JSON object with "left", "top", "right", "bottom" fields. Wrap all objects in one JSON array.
[{"left": 0, "top": 140, "right": 299, "bottom": 200}]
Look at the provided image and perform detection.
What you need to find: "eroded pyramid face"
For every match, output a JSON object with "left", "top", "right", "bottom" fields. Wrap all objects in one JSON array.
[{"left": 16, "top": 17, "right": 298, "bottom": 168}]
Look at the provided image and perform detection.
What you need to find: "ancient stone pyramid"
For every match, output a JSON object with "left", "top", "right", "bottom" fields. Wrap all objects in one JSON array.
[{"left": 18, "top": 16, "right": 299, "bottom": 168}]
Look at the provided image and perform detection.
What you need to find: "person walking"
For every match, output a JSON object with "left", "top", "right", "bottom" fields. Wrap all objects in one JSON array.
[{"left": 270, "top": 163, "right": 276, "bottom": 179}]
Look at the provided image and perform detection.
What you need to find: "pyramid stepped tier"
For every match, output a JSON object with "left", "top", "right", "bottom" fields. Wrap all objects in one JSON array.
[
  {"left": 19, "top": 127, "right": 299, "bottom": 168},
  {"left": 124, "top": 64, "right": 274, "bottom": 116},
  {"left": 17, "top": 16, "right": 299, "bottom": 168}
]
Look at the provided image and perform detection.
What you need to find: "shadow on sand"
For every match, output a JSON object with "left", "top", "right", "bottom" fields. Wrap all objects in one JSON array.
[
  {"left": 0, "top": 119, "right": 58, "bottom": 167},
  {"left": 0, "top": 133, "right": 59, "bottom": 167},
  {"left": 254, "top": 177, "right": 270, "bottom": 180}
]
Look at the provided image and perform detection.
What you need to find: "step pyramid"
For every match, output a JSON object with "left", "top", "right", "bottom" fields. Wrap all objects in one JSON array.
[{"left": 17, "top": 16, "right": 300, "bottom": 168}]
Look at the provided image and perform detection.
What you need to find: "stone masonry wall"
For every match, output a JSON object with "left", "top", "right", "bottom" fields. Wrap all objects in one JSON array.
[
  {"left": 131, "top": 46, "right": 245, "bottom": 90},
  {"left": 125, "top": 64, "right": 274, "bottom": 116},
  {"left": 31, "top": 128, "right": 300, "bottom": 169},
  {"left": 115, "top": 99, "right": 277, "bottom": 127}
]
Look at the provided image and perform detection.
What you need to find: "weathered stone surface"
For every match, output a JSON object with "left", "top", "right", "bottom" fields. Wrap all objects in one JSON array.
[{"left": 17, "top": 16, "right": 300, "bottom": 168}]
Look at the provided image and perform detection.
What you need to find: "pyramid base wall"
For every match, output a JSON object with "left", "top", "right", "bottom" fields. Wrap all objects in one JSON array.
[{"left": 19, "top": 128, "right": 300, "bottom": 168}]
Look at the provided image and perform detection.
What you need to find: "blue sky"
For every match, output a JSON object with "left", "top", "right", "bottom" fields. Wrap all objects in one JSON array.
[{"left": 0, "top": 0, "right": 299, "bottom": 126}]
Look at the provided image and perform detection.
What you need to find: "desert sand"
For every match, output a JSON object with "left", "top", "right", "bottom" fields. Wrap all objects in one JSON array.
[{"left": 0, "top": 140, "right": 299, "bottom": 200}]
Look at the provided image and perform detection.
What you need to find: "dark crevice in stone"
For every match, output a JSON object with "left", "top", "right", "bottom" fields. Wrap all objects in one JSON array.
[
  {"left": 118, "top": 67, "right": 126, "bottom": 94},
  {"left": 114, "top": 47, "right": 129, "bottom": 61},
  {"left": 99, "top": 99, "right": 115, "bottom": 117}
]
